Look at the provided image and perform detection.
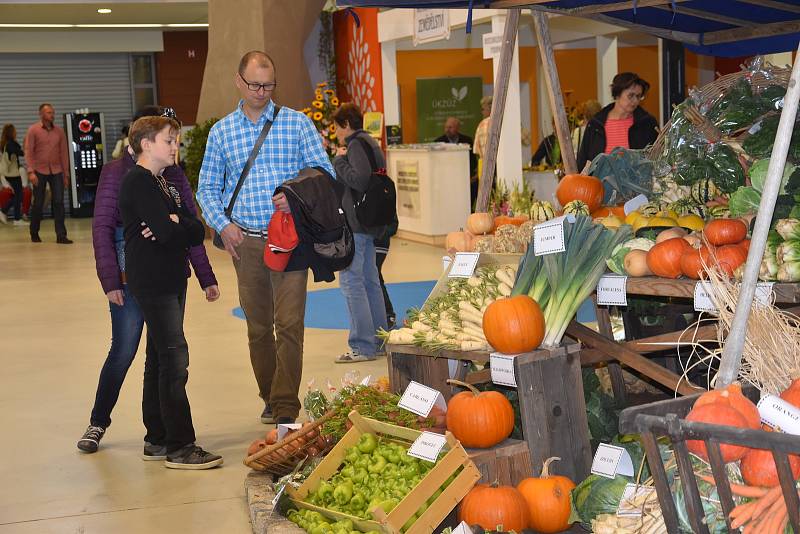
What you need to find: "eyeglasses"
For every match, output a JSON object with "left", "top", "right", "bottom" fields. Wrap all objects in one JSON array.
[
  {"left": 624, "top": 92, "right": 645, "bottom": 102},
  {"left": 239, "top": 73, "right": 277, "bottom": 93}
]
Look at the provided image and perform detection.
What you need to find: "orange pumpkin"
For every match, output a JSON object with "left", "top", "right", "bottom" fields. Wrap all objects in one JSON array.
[
  {"left": 247, "top": 439, "right": 267, "bottom": 456},
  {"left": 445, "top": 231, "right": 475, "bottom": 252},
  {"left": 517, "top": 457, "right": 575, "bottom": 533},
  {"left": 740, "top": 447, "right": 800, "bottom": 487},
  {"left": 715, "top": 244, "right": 747, "bottom": 278},
  {"left": 556, "top": 174, "right": 604, "bottom": 213},
  {"left": 459, "top": 483, "right": 530, "bottom": 533},
  {"left": 482, "top": 296, "right": 545, "bottom": 354},
  {"left": 685, "top": 401, "right": 750, "bottom": 463},
  {"left": 693, "top": 384, "right": 760, "bottom": 429},
  {"left": 446, "top": 379, "right": 515, "bottom": 448},
  {"left": 494, "top": 215, "right": 528, "bottom": 227},
  {"left": 704, "top": 218, "right": 747, "bottom": 246},
  {"left": 591, "top": 205, "right": 626, "bottom": 218},
  {"left": 739, "top": 238, "right": 751, "bottom": 254},
  {"left": 779, "top": 377, "right": 800, "bottom": 408},
  {"left": 647, "top": 237, "right": 692, "bottom": 279},
  {"left": 680, "top": 245, "right": 714, "bottom": 280},
  {"left": 467, "top": 212, "right": 495, "bottom": 235}
]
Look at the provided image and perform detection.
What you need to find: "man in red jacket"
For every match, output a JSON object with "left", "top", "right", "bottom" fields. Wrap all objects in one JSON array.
[{"left": 24, "top": 103, "right": 72, "bottom": 244}]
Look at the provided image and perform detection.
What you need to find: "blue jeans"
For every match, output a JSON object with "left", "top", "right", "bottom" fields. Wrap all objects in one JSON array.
[
  {"left": 340, "top": 233, "right": 388, "bottom": 356},
  {"left": 89, "top": 285, "right": 145, "bottom": 428}
]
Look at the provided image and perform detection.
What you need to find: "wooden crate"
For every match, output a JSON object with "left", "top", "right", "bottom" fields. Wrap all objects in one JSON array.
[
  {"left": 286, "top": 410, "right": 481, "bottom": 534},
  {"left": 466, "top": 438, "right": 532, "bottom": 486}
]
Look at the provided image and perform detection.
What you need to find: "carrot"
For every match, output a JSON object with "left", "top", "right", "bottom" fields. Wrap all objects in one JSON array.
[
  {"left": 698, "top": 474, "right": 770, "bottom": 498},
  {"left": 730, "top": 486, "right": 782, "bottom": 529},
  {"left": 751, "top": 485, "right": 783, "bottom": 520},
  {"left": 729, "top": 500, "right": 757, "bottom": 521},
  {"left": 763, "top": 499, "right": 787, "bottom": 534}
]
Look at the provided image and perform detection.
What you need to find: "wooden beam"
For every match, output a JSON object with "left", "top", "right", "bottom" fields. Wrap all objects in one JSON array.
[
  {"left": 703, "top": 19, "right": 800, "bottom": 44},
  {"left": 736, "top": 0, "right": 800, "bottom": 15},
  {"left": 565, "top": 321, "right": 703, "bottom": 396},
  {"left": 572, "top": 0, "right": 687, "bottom": 15},
  {"left": 653, "top": 5, "right": 758, "bottom": 27},
  {"left": 491, "top": 0, "right": 552, "bottom": 6},
  {"left": 580, "top": 323, "right": 719, "bottom": 364},
  {"left": 532, "top": 10, "right": 578, "bottom": 175},
  {"left": 475, "top": 9, "right": 521, "bottom": 213}
]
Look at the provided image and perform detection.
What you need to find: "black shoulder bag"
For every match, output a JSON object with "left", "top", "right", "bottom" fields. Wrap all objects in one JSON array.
[
  {"left": 212, "top": 106, "right": 281, "bottom": 249},
  {"left": 351, "top": 136, "right": 397, "bottom": 228}
]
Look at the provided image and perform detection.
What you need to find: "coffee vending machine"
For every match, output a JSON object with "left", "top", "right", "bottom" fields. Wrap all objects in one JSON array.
[{"left": 65, "top": 111, "right": 106, "bottom": 217}]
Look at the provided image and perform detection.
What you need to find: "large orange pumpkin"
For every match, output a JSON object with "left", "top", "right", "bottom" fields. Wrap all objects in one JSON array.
[
  {"left": 446, "top": 379, "right": 515, "bottom": 448},
  {"left": 685, "top": 401, "right": 750, "bottom": 463},
  {"left": 740, "top": 447, "right": 800, "bottom": 487},
  {"left": 458, "top": 483, "right": 530, "bottom": 532},
  {"left": 693, "top": 384, "right": 760, "bottom": 429},
  {"left": 556, "top": 174, "right": 604, "bottom": 213},
  {"left": 704, "top": 219, "right": 747, "bottom": 246},
  {"left": 517, "top": 457, "right": 575, "bottom": 533},
  {"left": 482, "top": 295, "right": 545, "bottom": 354},
  {"left": 647, "top": 237, "right": 692, "bottom": 279}
]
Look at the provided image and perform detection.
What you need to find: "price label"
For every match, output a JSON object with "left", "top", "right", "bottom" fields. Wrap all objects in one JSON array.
[
  {"left": 534, "top": 216, "right": 568, "bottom": 256},
  {"left": 398, "top": 381, "right": 447, "bottom": 417},
  {"left": 271, "top": 484, "right": 286, "bottom": 507},
  {"left": 693, "top": 281, "right": 718, "bottom": 313},
  {"left": 442, "top": 255, "right": 453, "bottom": 272},
  {"left": 490, "top": 353, "right": 517, "bottom": 387},
  {"left": 754, "top": 282, "right": 775, "bottom": 307},
  {"left": 360, "top": 375, "right": 372, "bottom": 386},
  {"left": 617, "top": 484, "right": 656, "bottom": 517},
  {"left": 624, "top": 194, "right": 648, "bottom": 215},
  {"left": 591, "top": 443, "right": 634, "bottom": 479},
  {"left": 408, "top": 431, "right": 448, "bottom": 463},
  {"left": 277, "top": 423, "right": 302, "bottom": 441},
  {"left": 452, "top": 521, "right": 474, "bottom": 534},
  {"left": 448, "top": 252, "right": 480, "bottom": 278},
  {"left": 758, "top": 394, "right": 800, "bottom": 435},
  {"left": 597, "top": 274, "right": 628, "bottom": 306}
]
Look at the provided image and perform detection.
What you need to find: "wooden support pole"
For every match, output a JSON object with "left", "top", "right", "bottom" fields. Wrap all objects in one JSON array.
[
  {"left": 717, "top": 43, "right": 800, "bottom": 387},
  {"left": 532, "top": 10, "right": 578, "bottom": 176},
  {"left": 475, "top": 9, "right": 520, "bottom": 213}
]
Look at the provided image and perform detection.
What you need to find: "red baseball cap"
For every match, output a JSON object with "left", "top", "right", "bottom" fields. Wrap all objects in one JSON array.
[{"left": 263, "top": 212, "right": 299, "bottom": 271}]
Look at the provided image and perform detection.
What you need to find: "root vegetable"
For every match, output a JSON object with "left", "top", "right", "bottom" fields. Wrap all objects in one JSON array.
[
  {"left": 461, "top": 340, "right": 488, "bottom": 351},
  {"left": 411, "top": 321, "right": 432, "bottom": 332},
  {"left": 495, "top": 268, "right": 515, "bottom": 287},
  {"left": 497, "top": 282, "right": 512, "bottom": 296}
]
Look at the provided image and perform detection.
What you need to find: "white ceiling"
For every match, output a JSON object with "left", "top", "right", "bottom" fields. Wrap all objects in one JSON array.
[{"left": 0, "top": 1, "right": 207, "bottom": 28}]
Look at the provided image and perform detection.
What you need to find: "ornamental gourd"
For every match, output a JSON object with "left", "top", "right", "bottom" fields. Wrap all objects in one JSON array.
[
  {"left": 467, "top": 212, "right": 495, "bottom": 235},
  {"left": 517, "top": 457, "right": 575, "bottom": 533},
  {"left": 482, "top": 295, "right": 545, "bottom": 354},
  {"left": 646, "top": 237, "right": 691, "bottom": 279},
  {"left": 446, "top": 379, "right": 514, "bottom": 448},
  {"left": 704, "top": 218, "right": 747, "bottom": 246},
  {"left": 563, "top": 199, "right": 591, "bottom": 216},
  {"left": 556, "top": 174, "right": 604, "bottom": 213},
  {"left": 458, "top": 483, "right": 530, "bottom": 533}
]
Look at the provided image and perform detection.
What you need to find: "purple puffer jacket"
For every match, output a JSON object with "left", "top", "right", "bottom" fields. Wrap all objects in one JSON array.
[{"left": 92, "top": 152, "right": 217, "bottom": 294}]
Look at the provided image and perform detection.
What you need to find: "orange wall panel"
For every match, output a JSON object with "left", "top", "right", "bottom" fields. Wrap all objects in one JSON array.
[{"left": 156, "top": 31, "right": 208, "bottom": 125}]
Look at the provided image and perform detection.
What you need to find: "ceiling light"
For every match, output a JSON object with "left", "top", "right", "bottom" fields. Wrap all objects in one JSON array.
[
  {"left": 97, "top": 8, "right": 112, "bottom": 14},
  {"left": 166, "top": 23, "right": 209, "bottom": 27},
  {"left": 0, "top": 23, "right": 73, "bottom": 28}
]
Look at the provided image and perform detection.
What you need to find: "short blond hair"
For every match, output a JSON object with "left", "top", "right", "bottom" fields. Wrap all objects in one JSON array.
[{"left": 129, "top": 116, "right": 180, "bottom": 155}]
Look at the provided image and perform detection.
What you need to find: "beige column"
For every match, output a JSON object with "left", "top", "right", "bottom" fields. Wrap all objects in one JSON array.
[{"left": 197, "top": 0, "right": 325, "bottom": 122}]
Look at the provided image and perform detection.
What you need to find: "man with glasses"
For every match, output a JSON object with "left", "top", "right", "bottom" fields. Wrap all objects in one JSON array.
[
  {"left": 576, "top": 72, "right": 658, "bottom": 170},
  {"left": 197, "top": 51, "right": 333, "bottom": 426}
]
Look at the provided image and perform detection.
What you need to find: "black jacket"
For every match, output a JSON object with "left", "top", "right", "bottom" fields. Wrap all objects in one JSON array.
[
  {"left": 531, "top": 134, "right": 558, "bottom": 166},
  {"left": 576, "top": 104, "right": 658, "bottom": 170},
  {"left": 334, "top": 130, "right": 385, "bottom": 235},
  {"left": 435, "top": 132, "right": 477, "bottom": 177}
]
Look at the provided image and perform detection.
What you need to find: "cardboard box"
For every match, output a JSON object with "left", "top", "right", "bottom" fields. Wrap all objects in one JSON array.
[{"left": 287, "top": 410, "right": 481, "bottom": 534}]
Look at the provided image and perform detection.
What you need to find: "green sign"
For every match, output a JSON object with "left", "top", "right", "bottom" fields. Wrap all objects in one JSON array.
[{"left": 416, "top": 77, "right": 483, "bottom": 143}]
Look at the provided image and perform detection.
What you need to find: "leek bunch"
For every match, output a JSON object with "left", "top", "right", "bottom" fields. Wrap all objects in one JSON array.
[{"left": 512, "top": 215, "right": 632, "bottom": 346}]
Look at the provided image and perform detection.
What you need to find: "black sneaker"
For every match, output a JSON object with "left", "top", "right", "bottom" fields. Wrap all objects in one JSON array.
[
  {"left": 30, "top": 233, "right": 41, "bottom": 243},
  {"left": 260, "top": 404, "right": 275, "bottom": 424},
  {"left": 276, "top": 416, "right": 296, "bottom": 425},
  {"left": 56, "top": 236, "right": 73, "bottom": 244},
  {"left": 77, "top": 425, "right": 106, "bottom": 453},
  {"left": 164, "top": 445, "right": 223, "bottom": 470},
  {"left": 142, "top": 442, "right": 167, "bottom": 461}
]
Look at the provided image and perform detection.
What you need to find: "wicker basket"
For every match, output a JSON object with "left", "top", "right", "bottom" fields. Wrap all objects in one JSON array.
[
  {"left": 243, "top": 411, "right": 335, "bottom": 476},
  {"left": 648, "top": 64, "right": 793, "bottom": 160}
]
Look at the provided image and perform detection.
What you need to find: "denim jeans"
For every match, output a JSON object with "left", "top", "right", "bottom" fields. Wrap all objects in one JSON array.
[
  {"left": 340, "top": 233, "right": 388, "bottom": 356},
  {"left": 1, "top": 176, "right": 23, "bottom": 220},
  {"left": 30, "top": 172, "right": 67, "bottom": 238},
  {"left": 135, "top": 288, "right": 196, "bottom": 453},
  {"left": 89, "top": 285, "right": 144, "bottom": 428}
]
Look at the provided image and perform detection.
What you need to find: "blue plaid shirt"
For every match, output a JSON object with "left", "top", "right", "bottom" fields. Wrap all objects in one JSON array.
[{"left": 197, "top": 99, "right": 334, "bottom": 233}]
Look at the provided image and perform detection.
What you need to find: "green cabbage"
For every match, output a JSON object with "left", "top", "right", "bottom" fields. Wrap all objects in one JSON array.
[
  {"left": 750, "top": 158, "right": 796, "bottom": 194},
  {"left": 570, "top": 474, "right": 629, "bottom": 527},
  {"left": 728, "top": 186, "right": 761, "bottom": 217},
  {"left": 606, "top": 238, "right": 655, "bottom": 274}
]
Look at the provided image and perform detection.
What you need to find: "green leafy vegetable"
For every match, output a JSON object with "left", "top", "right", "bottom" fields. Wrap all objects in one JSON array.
[
  {"left": 749, "top": 158, "right": 796, "bottom": 193},
  {"left": 728, "top": 186, "right": 761, "bottom": 217}
]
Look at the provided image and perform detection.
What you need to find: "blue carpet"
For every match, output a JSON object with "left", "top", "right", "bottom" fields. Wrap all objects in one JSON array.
[{"left": 232, "top": 281, "right": 598, "bottom": 330}]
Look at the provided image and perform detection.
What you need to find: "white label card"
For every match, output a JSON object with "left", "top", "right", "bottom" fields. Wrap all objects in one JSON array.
[
  {"left": 360, "top": 375, "right": 372, "bottom": 386},
  {"left": 398, "top": 381, "right": 448, "bottom": 417},
  {"left": 277, "top": 423, "right": 302, "bottom": 441},
  {"left": 597, "top": 274, "right": 628, "bottom": 306},
  {"left": 452, "top": 521, "right": 474, "bottom": 534},
  {"left": 758, "top": 394, "right": 800, "bottom": 435},
  {"left": 448, "top": 252, "right": 480, "bottom": 278},
  {"left": 490, "top": 353, "right": 517, "bottom": 387},
  {"left": 693, "top": 281, "right": 718, "bottom": 313},
  {"left": 442, "top": 255, "right": 453, "bottom": 272},
  {"left": 271, "top": 485, "right": 286, "bottom": 507},
  {"left": 624, "top": 194, "right": 649, "bottom": 216},
  {"left": 617, "top": 484, "right": 656, "bottom": 517},
  {"left": 534, "top": 215, "right": 573, "bottom": 256},
  {"left": 754, "top": 282, "right": 775, "bottom": 307},
  {"left": 408, "top": 431, "right": 447, "bottom": 463},
  {"left": 591, "top": 443, "right": 634, "bottom": 479}
]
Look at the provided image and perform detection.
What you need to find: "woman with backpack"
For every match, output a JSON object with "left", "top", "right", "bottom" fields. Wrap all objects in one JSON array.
[{"left": 331, "top": 103, "right": 388, "bottom": 363}]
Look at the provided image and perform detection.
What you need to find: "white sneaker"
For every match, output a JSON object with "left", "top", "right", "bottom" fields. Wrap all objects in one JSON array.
[
  {"left": 13, "top": 219, "right": 28, "bottom": 226},
  {"left": 0, "top": 211, "right": 7, "bottom": 224}
]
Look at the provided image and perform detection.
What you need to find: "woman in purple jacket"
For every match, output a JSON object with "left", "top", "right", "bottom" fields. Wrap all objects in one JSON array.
[{"left": 77, "top": 106, "right": 219, "bottom": 454}]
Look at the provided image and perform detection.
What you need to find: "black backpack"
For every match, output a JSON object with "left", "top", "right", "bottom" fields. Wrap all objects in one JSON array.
[{"left": 351, "top": 136, "right": 397, "bottom": 227}]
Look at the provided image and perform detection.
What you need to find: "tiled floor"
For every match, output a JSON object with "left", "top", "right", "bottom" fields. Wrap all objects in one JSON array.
[{"left": 0, "top": 218, "right": 443, "bottom": 533}]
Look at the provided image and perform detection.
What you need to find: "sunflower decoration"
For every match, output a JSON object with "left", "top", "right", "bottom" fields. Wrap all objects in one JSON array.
[{"left": 306, "top": 80, "right": 342, "bottom": 157}]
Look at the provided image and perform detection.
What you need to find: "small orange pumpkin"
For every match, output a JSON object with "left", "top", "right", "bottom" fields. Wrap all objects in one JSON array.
[
  {"left": 591, "top": 205, "right": 626, "bottom": 218},
  {"left": 247, "top": 439, "right": 267, "bottom": 456},
  {"left": 715, "top": 244, "right": 747, "bottom": 278},
  {"left": 494, "top": 215, "right": 528, "bottom": 227},
  {"left": 739, "top": 238, "right": 751, "bottom": 254},
  {"left": 446, "top": 379, "right": 515, "bottom": 448},
  {"left": 482, "top": 295, "right": 545, "bottom": 354},
  {"left": 780, "top": 377, "right": 800, "bottom": 408},
  {"left": 647, "top": 237, "right": 692, "bottom": 279},
  {"left": 740, "top": 447, "right": 800, "bottom": 487},
  {"left": 704, "top": 218, "right": 747, "bottom": 246},
  {"left": 445, "top": 231, "right": 475, "bottom": 252},
  {"left": 556, "top": 174, "right": 604, "bottom": 212},
  {"left": 685, "top": 400, "right": 750, "bottom": 463},
  {"left": 517, "top": 457, "right": 576, "bottom": 533},
  {"left": 467, "top": 212, "right": 495, "bottom": 235},
  {"left": 693, "top": 384, "right": 760, "bottom": 429},
  {"left": 459, "top": 483, "right": 530, "bottom": 532}
]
